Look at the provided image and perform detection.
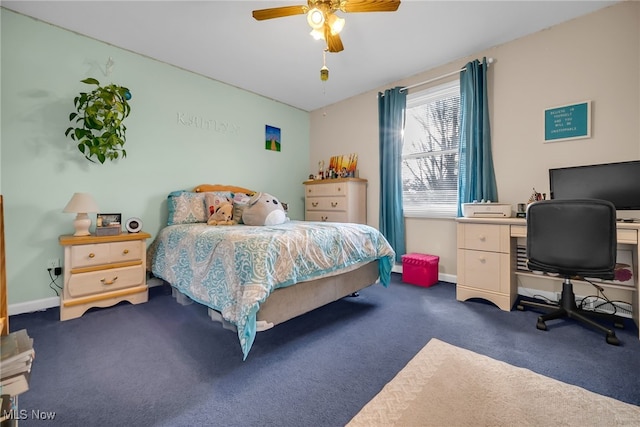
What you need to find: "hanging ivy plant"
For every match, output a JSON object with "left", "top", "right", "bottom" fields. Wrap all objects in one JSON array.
[{"left": 65, "top": 78, "right": 132, "bottom": 164}]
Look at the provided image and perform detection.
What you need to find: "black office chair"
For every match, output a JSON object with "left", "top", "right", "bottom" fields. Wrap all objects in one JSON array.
[{"left": 517, "top": 199, "right": 623, "bottom": 345}]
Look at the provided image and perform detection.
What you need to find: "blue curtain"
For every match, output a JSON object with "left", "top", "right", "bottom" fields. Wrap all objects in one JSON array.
[
  {"left": 378, "top": 87, "right": 406, "bottom": 263},
  {"left": 457, "top": 58, "right": 498, "bottom": 216}
]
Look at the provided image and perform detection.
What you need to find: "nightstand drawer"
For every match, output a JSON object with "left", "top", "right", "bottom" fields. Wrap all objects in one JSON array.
[
  {"left": 70, "top": 241, "right": 142, "bottom": 268},
  {"left": 305, "top": 197, "right": 346, "bottom": 211},
  {"left": 67, "top": 265, "right": 145, "bottom": 298}
]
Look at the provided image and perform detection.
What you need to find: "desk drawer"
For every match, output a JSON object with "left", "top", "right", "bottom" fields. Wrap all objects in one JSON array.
[
  {"left": 459, "top": 223, "right": 505, "bottom": 252},
  {"left": 458, "top": 249, "right": 510, "bottom": 293},
  {"left": 617, "top": 228, "right": 638, "bottom": 244}
]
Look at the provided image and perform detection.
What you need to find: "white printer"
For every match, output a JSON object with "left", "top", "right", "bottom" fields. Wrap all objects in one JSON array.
[{"left": 462, "top": 201, "right": 512, "bottom": 218}]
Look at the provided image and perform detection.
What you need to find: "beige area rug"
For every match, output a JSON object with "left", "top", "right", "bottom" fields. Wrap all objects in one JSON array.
[{"left": 347, "top": 338, "right": 640, "bottom": 426}]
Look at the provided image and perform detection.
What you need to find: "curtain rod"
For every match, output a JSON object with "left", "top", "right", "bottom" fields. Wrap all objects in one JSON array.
[{"left": 397, "top": 57, "right": 494, "bottom": 93}]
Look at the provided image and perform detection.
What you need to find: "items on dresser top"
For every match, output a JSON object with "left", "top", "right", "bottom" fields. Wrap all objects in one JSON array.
[
  {"left": 58, "top": 232, "right": 151, "bottom": 321},
  {"left": 303, "top": 178, "right": 367, "bottom": 224}
]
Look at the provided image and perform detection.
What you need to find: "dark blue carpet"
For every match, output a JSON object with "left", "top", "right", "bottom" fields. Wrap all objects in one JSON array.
[{"left": 9, "top": 273, "right": 640, "bottom": 426}]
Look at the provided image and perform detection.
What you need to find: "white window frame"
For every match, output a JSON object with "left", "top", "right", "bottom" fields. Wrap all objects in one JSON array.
[{"left": 402, "top": 80, "right": 460, "bottom": 218}]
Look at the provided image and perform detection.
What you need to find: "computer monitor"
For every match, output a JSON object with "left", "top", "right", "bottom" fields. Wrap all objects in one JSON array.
[{"left": 549, "top": 160, "right": 640, "bottom": 213}]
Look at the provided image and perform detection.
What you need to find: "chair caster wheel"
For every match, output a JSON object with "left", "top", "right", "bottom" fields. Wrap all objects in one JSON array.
[
  {"left": 536, "top": 319, "right": 547, "bottom": 331},
  {"left": 606, "top": 334, "right": 620, "bottom": 346}
]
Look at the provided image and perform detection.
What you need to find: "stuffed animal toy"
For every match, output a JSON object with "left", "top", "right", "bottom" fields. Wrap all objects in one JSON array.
[
  {"left": 207, "top": 201, "right": 235, "bottom": 225},
  {"left": 242, "top": 192, "right": 287, "bottom": 226}
]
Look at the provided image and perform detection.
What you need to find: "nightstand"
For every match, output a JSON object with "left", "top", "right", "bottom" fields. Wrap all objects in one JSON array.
[{"left": 58, "top": 232, "right": 151, "bottom": 321}]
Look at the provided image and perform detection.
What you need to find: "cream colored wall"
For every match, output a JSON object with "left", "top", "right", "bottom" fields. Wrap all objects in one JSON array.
[{"left": 310, "top": 1, "right": 640, "bottom": 280}]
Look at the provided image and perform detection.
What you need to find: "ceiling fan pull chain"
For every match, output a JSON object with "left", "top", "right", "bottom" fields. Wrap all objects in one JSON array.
[{"left": 320, "top": 49, "right": 329, "bottom": 81}]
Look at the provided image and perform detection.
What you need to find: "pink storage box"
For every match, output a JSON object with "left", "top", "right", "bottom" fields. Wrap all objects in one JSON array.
[{"left": 401, "top": 253, "right": 439, "bottom": 287}]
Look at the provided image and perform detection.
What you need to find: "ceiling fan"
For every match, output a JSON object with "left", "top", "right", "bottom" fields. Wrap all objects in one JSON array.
[{"left": 252, "top": 0, "right": 401, "bottom": 53}]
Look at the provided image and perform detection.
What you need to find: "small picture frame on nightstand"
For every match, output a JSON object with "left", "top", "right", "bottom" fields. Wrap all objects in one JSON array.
[{"left": 96, "top": 213, "right": 122, "bottom": 236}]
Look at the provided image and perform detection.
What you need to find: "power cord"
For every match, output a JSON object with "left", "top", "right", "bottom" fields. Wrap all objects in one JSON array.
[
  {"left": 579, "top": 278, "right": 632, "bottom": 317},
  {"left": 47, "top": 267, "right": 62, "bottom": 296}
]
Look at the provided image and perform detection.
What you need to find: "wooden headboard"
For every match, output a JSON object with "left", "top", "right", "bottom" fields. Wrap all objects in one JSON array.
[{"left": 193, "top": 184, "right": 255, "bottom": 194}]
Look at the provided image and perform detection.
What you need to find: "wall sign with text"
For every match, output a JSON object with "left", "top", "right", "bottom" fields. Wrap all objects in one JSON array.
[{"left": 544, "top": 100, "right": 591, "bottom": 142}]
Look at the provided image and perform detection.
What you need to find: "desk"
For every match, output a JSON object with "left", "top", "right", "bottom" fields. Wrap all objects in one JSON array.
[{"left": 456, "top": 217, "right": 640, "bottom": 339}]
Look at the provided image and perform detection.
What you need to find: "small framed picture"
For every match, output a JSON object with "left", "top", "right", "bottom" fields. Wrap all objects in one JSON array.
[{"left": 97, "top": 213, "right": 122, "bottom": 227}]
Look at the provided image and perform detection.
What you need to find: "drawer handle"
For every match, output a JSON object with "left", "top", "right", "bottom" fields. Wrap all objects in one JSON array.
[
  {"left": 123, "top": 249, "right": 129, "bottom": 255},
  {"left": 331, "top": 202, "right": 338, "bottom": 208},
  {"left": 478, "top": 257, "right": 486, "bottom": 263},
  {"left": 337, "top": 187, "right": 342, "bottom": 192},
  {"left": 101, "top": 276, "right": 118, "bottom": 285},
  {"left": 88, "top": 253, "right": 95, "bottom": 258},
  {"left": 478, "top": 235, "right": 486, "bottom": 241},
  {"left": 312, "top": 202, "right": 319, "bottom": 207},
  {"left": 321, "top": 216, "right": 328, "bottom": 222}
]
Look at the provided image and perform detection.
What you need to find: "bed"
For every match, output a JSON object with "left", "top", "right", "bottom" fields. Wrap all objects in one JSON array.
[{"left": 147, "top": 185, "right": 396, "bottom": 359}]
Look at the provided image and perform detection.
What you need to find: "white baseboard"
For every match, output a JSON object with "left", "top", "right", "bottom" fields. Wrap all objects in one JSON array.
[{"left": 9, "top": 296, "right": 59, "bottom": 316}]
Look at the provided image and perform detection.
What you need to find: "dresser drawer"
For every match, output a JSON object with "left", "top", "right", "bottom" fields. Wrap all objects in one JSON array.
[
  {"left": 70, "top": 241, "right": 143, "bottom": 268},
  {"left": 305, "top": 182, "right": 348, "bottom": 197},
  {"left": 305, "top": 211, "right": 348, "bottom": 223},
  {"left": 67, "top": 265, "right": 145, "bottom": 298},
  {"left": 305, "top": 197, "right": 347, "bottom": 211}
]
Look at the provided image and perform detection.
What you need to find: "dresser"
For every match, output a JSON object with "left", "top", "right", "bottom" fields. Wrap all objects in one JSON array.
[
  {"left": 58, "top": 232, "right": 151, "bottom": 321},
  {"left": 303, "top": 178, "right": 367, "bottom": 224}
]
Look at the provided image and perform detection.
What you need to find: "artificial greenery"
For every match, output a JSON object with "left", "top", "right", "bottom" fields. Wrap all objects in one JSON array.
[{"left": 65, "top": 78, "right": 132, "bottom": 164}]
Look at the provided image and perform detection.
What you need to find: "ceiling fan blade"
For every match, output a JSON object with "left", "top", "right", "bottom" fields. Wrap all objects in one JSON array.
[
  {"left": 252, "top": 5, "right": 307, "bottom": 21},
  {"left": 325, "top": 26, "right": 344, "bottom": 53},
  {"left": 341, "top": 0, "right": 401, "bottom": 13}
]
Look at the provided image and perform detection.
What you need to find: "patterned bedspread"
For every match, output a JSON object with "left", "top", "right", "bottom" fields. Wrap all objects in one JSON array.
[{"left": 147, "top": 220, "right": 395, "bottom": 359}]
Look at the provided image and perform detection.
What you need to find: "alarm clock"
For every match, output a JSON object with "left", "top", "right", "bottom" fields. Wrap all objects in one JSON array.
[{"left": 125, "top": 217, "right": 142, "bottom": 233}]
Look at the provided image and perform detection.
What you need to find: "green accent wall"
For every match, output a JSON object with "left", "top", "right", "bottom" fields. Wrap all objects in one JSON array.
[{"left": 1, "top": 9, "right": 309, "bottom": 307}]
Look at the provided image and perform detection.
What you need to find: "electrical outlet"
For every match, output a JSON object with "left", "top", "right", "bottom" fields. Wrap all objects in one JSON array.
[{"left": 47, "top": 258, "right": 60, "bottom": 270}]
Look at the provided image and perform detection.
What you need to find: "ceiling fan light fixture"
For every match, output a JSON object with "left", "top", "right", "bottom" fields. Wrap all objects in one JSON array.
[
  {"left": 327, "top": 14, "right": 345, "bottom": 35},
  {"left": 307, "top": 7, "right": 325, "bottom": 29},
  {"left": 310, "top": 28, "right": 325, "bottom": 40}
]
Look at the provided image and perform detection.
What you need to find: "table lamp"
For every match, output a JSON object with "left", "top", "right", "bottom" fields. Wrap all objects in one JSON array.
[{"left": 63, "top": 193, "right": 100, "bottom": 236}]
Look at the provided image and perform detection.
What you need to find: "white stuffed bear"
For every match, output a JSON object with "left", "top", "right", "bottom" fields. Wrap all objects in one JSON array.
[{"left": 242, "top": 192, "right": 287, "bottom": 226}]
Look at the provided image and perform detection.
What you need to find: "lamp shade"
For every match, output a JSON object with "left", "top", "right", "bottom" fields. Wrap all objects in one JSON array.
[
  {"left": 63, "top": 193, "right": 99, "bottom": 214},
  {"left": 63, "top": 193, "right": 100, "bottom": 236}
]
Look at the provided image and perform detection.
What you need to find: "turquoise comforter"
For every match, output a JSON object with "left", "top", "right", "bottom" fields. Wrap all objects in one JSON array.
[{"left": 147, "top": 220, "right": 395, "bottom": 359}]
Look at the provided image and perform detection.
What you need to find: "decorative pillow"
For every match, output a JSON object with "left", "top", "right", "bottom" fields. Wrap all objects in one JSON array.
[
  {"left": 204, "top": 192, "right": 234, "bottom": 217},
  {"left": 242, "top": 192, "right": 287, "bottom": 226},
  {"left": 167, "top": 191, "right": 207, "bottom": 225},
  {"left": 232, "top": 193, "right": 252, "bottom": 224}
]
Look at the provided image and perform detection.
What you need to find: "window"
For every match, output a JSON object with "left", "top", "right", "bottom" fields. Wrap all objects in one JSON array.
[{"left": 402, "top": 80, "right": 460, "bottom": 218}]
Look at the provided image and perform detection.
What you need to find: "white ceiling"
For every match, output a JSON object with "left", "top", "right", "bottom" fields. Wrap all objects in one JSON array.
[{"left": 2, "top": 0, "right": 619, "bottom": 111}]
